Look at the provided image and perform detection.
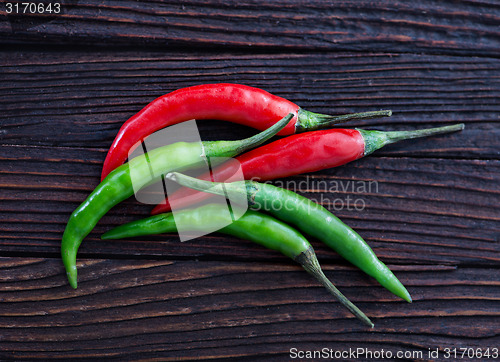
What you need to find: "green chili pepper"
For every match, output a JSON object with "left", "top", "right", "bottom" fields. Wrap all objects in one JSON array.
[
  {"left": 61, "top": 114, "right": 294, "bottom": 289},
  {"left": 102, "top": 203, "right": 374, "bottom": 327},
  {"left": 167, "top": 172, "right": 412, "bottom": 303}
]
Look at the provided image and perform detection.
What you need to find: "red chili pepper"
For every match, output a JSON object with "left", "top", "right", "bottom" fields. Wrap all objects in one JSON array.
[
  {"left": 152, "top": 123, "right": 464, "bottom": 215},
  {"left": 101, "top": 83, "right": 391, "bottom": 180}
]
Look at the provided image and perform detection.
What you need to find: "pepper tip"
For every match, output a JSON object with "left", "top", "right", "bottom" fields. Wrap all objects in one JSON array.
[
  {"left": 66, "top": 267, "right": 78, "bottom": 289},
  {"left": 68, "top": 279, "right": 78, "bottom": 289},
  {"left": 401, "top": 291, "right": 412, "bottom": 303}
]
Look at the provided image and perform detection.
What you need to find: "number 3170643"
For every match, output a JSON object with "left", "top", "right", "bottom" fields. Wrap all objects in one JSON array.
[{"left": 5, "top": 3, "right": 61, "bottom": 14}]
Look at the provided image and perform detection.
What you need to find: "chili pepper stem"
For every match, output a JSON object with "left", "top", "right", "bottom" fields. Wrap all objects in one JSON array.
[
  {"left": 360, "top": 123, "right": 465, "bottom": 156},
  {"left": 296, "top": 247, "right": 374, "bottom": 328},
  {"left": 297, "top": 109, "right": 392, "bottom": 132},
  {"left": 204, "top": 113, "right": 294, "bottom": 157}
]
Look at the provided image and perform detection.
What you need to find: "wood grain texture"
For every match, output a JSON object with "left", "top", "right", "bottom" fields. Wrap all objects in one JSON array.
[
  {"left": 0, "top": 257, "right": 498, "bottom": 360},
  {"left": 1, "top": 145, "right": 498, "bottom": 266},
  {"left": 1, "top": 1, "right": 499, "bottom": 359},
  {"left": 1, "top": 51, "right": 498, "bottom": 158},
  {"left": 1, "top": 1, "right": 500, "bottom": 56}
]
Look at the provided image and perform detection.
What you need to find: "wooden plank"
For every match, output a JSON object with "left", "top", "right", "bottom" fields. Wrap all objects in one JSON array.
[
  {"left": 0, "top": 257, "right": 498, "bottom": 360},
  {"left": 1, "top": 142, "right": 498, "bottom": 266},
  {"left": 1, "top": 1, "right": 500, "bottom": 56},
  {"left": 1, "top": 0, "right": 498, "bottom": 359},
  {"left": 1, "top": 51, "right": 498, "bottom": 158}
]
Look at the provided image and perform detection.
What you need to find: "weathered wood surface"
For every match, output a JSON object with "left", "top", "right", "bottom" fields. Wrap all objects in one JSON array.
[
  {"left": 1, "top": 51, "right": 498, "bottom": 157},
  {"left": 1, "top": 1, "right": 499, "bottom": 360},
  {"left": 1, "top": 1, "right": 500, "bottom": 56},
  {"left": 0, "top": 257, "right": 498, "bottom": 360},
  {"left": 1, "top": 145, "right": 499, "bottom": 266}
]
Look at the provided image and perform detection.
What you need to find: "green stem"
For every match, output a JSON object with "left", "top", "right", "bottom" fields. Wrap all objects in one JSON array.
[
  {"left": 204, "top": 113, "right": 293, "bottom": 157},
  {"left": 359, "top": 123, "right": 465, "bottom": 156},
  {"left": 297, "top": 109, "right": 392, "bottom": 132},
  {"left": 166, "top": 171, "right": 224, "bottom": 193},
  {"left": 296, "top": 247, "right": 374, "bottom": 328}
]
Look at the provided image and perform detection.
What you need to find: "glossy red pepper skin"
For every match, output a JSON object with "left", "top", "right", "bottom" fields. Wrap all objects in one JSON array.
[
  {"left": 152, "top": 129, "right": 365, "bottom": 215},
  {"left": 102, "top": 83, "right": 391, "bottom": 181},
  {"left": 102, "top": 84, "right": 299, "bottom": 180},
  {"left": 152, "top": 122, "right": 465, "bottom": 215}
]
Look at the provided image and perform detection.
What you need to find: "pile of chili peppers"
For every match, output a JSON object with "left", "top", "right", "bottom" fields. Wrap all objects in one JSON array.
[{"left": 61, "top": 83, "right": 464, "bottom": 327}]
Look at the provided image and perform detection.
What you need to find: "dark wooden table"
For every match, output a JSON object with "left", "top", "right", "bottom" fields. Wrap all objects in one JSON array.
[{"left": 1, "top": 1, "right": 499, "bottom": 360}]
